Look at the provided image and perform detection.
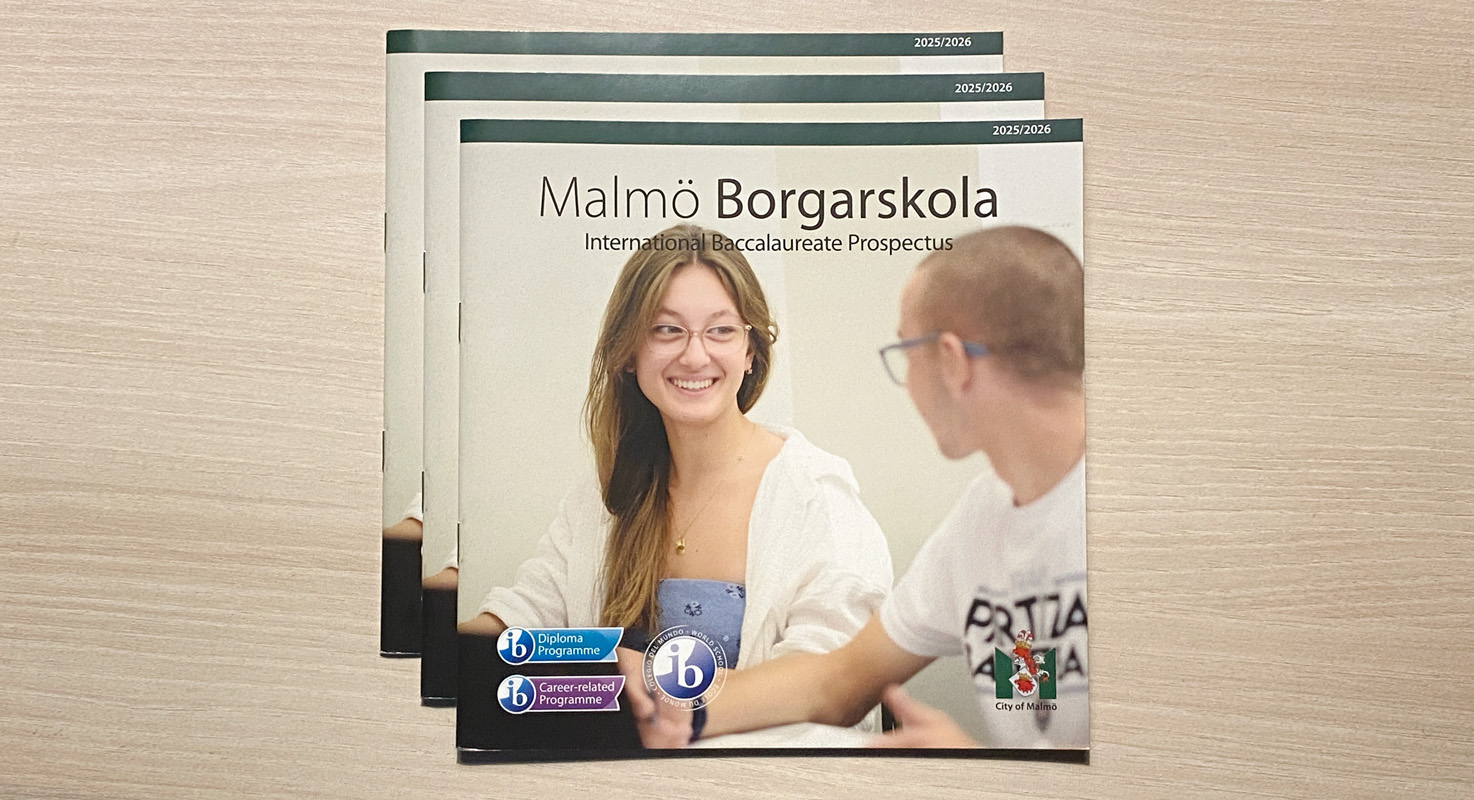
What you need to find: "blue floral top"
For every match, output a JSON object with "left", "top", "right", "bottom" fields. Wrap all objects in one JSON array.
[{"left": 656, "top": 579, "right": 747, "bottom": 665}]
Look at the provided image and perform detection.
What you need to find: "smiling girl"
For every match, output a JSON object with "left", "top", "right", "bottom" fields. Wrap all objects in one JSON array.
[{"left": 461, "top": 226, "right": 891, "bottom": 740}]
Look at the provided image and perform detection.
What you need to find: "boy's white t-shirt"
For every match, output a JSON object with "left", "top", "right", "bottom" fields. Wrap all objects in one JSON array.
[{"left": 879, "top": 459, "right": 1088, "bottom": 749}]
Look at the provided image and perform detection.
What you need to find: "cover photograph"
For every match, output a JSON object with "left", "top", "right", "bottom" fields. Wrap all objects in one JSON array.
[
  {"left": 416, "top": 70, "right": 1046, "bottom": 704},
  {"left": 381, "top": 29, "right": 1006, "bottom": 657},
  {"left": 454, "top": 119, "right": 1087, "bottom": 760}
]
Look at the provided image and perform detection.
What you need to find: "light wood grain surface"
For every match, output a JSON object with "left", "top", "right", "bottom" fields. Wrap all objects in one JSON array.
[{"left": 2, "top": 2, "right": 1470, "bottom": 798}]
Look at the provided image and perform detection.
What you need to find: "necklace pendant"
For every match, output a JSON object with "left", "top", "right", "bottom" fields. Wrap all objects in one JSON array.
[{"left": 675, "top": 540, "right": 686, "bottom": 555}]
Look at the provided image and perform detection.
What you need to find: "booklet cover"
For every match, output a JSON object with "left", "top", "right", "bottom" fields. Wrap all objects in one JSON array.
[
  {"left": 455, "top": 118, "right": 1086, "bottom": 760},
  {"left": 418, "top": 70, "right": 1046, "bottom": 703},
  {"left": 382, "top": 30, "right": 1006, "bottom": 657}
]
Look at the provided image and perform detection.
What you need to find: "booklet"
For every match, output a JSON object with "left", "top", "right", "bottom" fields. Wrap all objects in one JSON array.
[
  {"left": 382, "top": 30, "right": 1006, "bottom": 657},
  {"left": 456, "top": 118, "right": 1086, "bottom": 760},
  {"left": 418, "top": 70, "right": 1046, "bottom": 703}
]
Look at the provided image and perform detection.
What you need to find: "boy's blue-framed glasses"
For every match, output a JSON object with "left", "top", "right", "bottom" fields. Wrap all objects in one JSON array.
[{"left": 878, "top": 333, "right": 990, "bottom": 386}]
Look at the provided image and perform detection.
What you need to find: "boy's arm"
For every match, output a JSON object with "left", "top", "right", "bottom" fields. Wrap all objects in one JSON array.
[{"left": 703, "top": 615, "right": 934, "bottom": 738}]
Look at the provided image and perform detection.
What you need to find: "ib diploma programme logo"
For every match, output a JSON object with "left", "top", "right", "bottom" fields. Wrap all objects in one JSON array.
[{"left": 497, "top": 627, "right": 536, "bottom": 665}]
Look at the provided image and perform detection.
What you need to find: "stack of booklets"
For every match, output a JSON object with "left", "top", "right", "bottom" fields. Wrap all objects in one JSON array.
[{"left": 381, "top": 30, "right": 1086, "bottom": 762}]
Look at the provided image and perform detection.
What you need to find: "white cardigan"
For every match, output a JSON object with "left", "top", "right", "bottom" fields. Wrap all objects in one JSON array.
[
  {"left": 480, "top": 427, "right": 893, "bottom": 744},
  {"left": 480, "top": 426, "right": 894, "bottom": 675}
]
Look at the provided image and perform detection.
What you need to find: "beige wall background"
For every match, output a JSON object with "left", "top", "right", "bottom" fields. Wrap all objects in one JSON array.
[{"left": 1, "top": 1, "right": 1470, "bottom": 798}]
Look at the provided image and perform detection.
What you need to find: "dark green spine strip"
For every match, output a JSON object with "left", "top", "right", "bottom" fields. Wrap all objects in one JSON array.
[
  {"left": 425, "top": 72, "right": 1044, "bottom": 104},
  {"left": 461, "top": 118, "right": 1083, "bottom": 146},
  {"left": 389, "top": 30, "right": 1002, "bottom": 56}
]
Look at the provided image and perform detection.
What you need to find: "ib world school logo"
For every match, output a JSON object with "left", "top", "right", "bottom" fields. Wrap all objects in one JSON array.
[
  {"left": 995, "top": 629, "right": 1056, "bottom": 700},
  {"left": 643, "top": 627, "right": 728, "bottom": 709}
]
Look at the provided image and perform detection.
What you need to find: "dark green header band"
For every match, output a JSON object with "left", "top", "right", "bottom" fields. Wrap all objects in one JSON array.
[
  {"left": 460, "top": 119, "right": 1083, "bottom": 146},
  {"left": 388, "top": 30, "right": 1003, "bottom": 56},
  {"left": 425, "top": 72, "right": 1044, "bottom": 103}
]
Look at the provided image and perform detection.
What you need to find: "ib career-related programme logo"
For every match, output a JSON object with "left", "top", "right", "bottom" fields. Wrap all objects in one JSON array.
[
  {"left": 642, "top": 627, "right": 728, "bottom": 709},
  {"left": 497, "top": 674, "right": 537, "bottom": 714}
]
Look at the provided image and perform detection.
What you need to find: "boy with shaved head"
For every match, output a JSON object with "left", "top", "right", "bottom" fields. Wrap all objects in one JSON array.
[{"left": 624, "top": 225, "right": 1089, "bottom": 749}]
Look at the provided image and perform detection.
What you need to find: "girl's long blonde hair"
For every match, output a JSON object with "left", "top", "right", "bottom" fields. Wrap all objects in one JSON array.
[{"left": 585, "top": 225, "right": 777, "bottom": 634}]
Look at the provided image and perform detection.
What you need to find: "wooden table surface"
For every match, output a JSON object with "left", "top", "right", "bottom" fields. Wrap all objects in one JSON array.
[{"left": 1, "top": 2, "right": 1470, "bottom": 798}]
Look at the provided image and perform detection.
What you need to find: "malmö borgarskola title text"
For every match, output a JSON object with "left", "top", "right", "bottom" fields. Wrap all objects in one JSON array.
[{"left": 540, "top": 176, "right": 999, "bottom": 232}]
